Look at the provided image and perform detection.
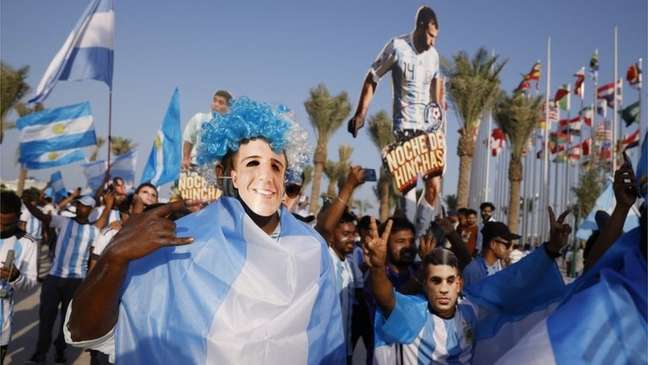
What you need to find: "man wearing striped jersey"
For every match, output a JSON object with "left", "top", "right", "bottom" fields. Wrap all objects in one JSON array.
[
  {"left": 23, "top": 194, "right": 111, "bottom": 364},
  {"left": 0, "top": 192, "right": 38, "bottom": 363},
  {"left": 364, "top": 207, "right": 571, "bottom": 364},
  {"left": 348, "top": 6, "right": 445, "bottom": 236}
]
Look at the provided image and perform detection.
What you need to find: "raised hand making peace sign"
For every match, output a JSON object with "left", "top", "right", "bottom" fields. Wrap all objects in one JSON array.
[
  {"left": 546, "top": 206, "right": 572, "bottom": 256},
  {"left": 363, "top": 217, "right": 393, "bottom": 269}
]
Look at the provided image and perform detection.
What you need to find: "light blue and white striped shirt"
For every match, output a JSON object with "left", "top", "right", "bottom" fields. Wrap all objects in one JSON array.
[
  {"left": 49, "top": 215, "right": 98, "bottom": 279},
  {"left": 20, "top": 206, "right": 43, "bottom": 240},
  {"left": 370, "top": 33, "right": 440, "bottom": 131}
]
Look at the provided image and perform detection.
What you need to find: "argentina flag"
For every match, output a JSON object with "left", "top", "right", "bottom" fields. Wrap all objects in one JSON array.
[
  {"left": 116, "top": 197, "right": 345, "bottom": 364},
  {"left": 141, "top": 88, "right": 181, "bottom": 186},
  {"left": 50, "top": 171, "right": 68, "bottom": 202},
  {"left": 17, "top": 102, "right": 96, "bottom": 169},
  {"left": 29, "top": 0, "right": 114, "bottom": 103},
  {"left": 82, "top": 150, "right": 137, "bottom": 191}
]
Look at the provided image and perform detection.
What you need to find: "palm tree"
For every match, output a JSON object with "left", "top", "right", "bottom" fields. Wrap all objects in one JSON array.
[
  {"left": 444, "top": 194, "right": 458, "bottom": 212},
  {"left": 90, "top": 136, "right": 106, "bottom": 161},
  {"left": 335, "top": 144, "right": 353, "bottom": 191},
  {"left": 110, "top": 136, "right": 136, "bottom": 156},
  {"left": 446, "top": 48, "right": 506, "bottom": 208},
  {"left": 323, "top": 160, "right": 338, "bottom": 197},
  {"left": 1, "top": 63, "right": 30, "bottom": 144},
  {"left": 304, "top": 84, "right": 351, "bottom": 213},
  {"left": 493, "top": 92, "right": 543, "bottom": 233},
  {"left": 368, "top": 110, "right": 395, "bottom": 221},
  {"left": 302, "top": 165, "right": 313, "bottom": 189}
]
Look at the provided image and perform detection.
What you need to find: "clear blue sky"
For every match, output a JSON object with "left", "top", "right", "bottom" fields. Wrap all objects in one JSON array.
[{"left": 2, "top": 0, "right": 646, "bottom": 213}]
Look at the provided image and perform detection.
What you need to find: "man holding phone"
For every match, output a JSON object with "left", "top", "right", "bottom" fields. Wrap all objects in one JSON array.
[{"left": 348, "top": 6, "right": 444, "bottom": 235}]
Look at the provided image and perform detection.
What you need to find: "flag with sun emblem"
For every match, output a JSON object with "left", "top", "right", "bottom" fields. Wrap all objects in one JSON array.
[
  {"left": 17, "top": 102, "right": 96, "bottom": 169},
  {"left": 141, "top": 88, "right": 182, "bottom": 186}
]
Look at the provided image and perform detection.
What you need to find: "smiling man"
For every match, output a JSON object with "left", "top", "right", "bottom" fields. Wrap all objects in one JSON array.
[{"left": 64, "top": 98, "right": 344, "bottom": 364}]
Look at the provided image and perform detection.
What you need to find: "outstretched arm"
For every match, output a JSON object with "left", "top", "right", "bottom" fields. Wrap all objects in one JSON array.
[
  {"left": 314, "top": 166, "right": 365, "bottom": 242},
  {"left": 22, "top": 198, "right": 51, "bottom": 227},
  {"left": 347, "top": 74, "right": 377, "bottom": 138},
  {"left": 585, "top": 162, "right": 637, "bottom": 271},
  {"left": 93, "top": 191, "right": 115, "bottom": 230},
  {"left": 58, "top": 187, "right": 81, "bottom": 211},
  {"left": 365, "top": 218, "right": 395, "bottom": 315},
  {"left": 67, "top": 200, "right": 198, "bottom": 341}
]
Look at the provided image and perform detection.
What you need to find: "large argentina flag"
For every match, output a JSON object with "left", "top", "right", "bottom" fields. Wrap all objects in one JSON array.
[
  {"left": 17, "top": 102, "right": 96, "bottom": 169},
  {"left": 115, "top": 197, "right": 345, "bottom": 364},
  {"left": 495, "top": 227, "right": 646, "bottom": 364},
  {"left": 29, "top": 0, "right": 114, "bottom": 103}
]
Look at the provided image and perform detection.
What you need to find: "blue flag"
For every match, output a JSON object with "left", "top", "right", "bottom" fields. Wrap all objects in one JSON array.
[
  {"left": 116, "top": 197, "right": 345, "bottom": 364},
  {"left": 50, "top": 171, "right": 68, "bottom": 202},
  {"left": 82, "top": 150, "right": 137, "bottom": 191},
  {"left": 29, "top": 0, "right": 114, "bottom": 103},
  {"left": 141, "top": 88, "right": 182, "bottom": 186},
  {"left": 17, "top": 102, "right": 96, "bottom": 169}
]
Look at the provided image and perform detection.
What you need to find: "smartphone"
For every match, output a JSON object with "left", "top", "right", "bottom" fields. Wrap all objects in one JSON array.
[
  {"left": 622, "top": 150, "right": 639, "bottom": 197},
  {"left": 362, "top": 168, "right": 377, "bottom": 182}
]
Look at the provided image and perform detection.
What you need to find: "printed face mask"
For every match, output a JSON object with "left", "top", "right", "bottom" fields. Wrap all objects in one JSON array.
[{"left": 231, "top": 139, "right": 287, "bottom": 217}]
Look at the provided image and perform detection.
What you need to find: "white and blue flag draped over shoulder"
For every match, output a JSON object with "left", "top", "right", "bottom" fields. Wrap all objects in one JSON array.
[
  {"left": 115, "top": 197, "right": 345, "bottom": 364},
  {"left": 141, "top": 88, "right": 181, "bottom": 186},
  {"left": 29, "top": 0, "right": 114, "bottom": 103},
  {"left": 495, "top": 227, "right": 646, "bottom": 364},
  {"left": 50, "top": 171, "right": 68, "bottom": 202},
  {"left": 575, "top": 178, "right": 641, "bottom": 240},
  {"left": 82, "top": 150, "right": 137, "bottom": 191},
  {"left": 17, "top": 102, "right": 96, "bottom": 169}
]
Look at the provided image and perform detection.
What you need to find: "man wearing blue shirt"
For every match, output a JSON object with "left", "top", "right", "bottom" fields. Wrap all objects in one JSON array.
[
  {"left": 364, "top": 207, "right": 571, "bottom": 364},
  {"left": 462, "top": 222, "right": 519, "bottom": 288}
]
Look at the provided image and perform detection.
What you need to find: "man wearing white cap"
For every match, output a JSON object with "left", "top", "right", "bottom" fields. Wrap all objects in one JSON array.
[{"left": 23, "top": 194, "right": 111, "bottom": 364}]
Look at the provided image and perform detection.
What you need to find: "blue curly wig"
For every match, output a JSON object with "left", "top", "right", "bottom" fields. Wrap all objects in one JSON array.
[{"left": 197, "top": 97, "right": 310, "bottom": 175}]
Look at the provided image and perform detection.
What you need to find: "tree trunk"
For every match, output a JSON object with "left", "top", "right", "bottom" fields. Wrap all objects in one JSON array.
[
  {"left": 456, "top": 129, "right": 476, "bottom": 209},
  {"left": 16, "top": 166, "right": 27, "bottom": 196},
  {"left": 326, "top": 179, "right": 337, "bottom": 197},
  {"left": 378, "top": 171, "right": 391, "bottom": 221},
  {"left": 507, "top": 155, "right": 523, "bottom": 233},
  {"left": 309, "top": 141, "right": 327, "bottom": 214}
]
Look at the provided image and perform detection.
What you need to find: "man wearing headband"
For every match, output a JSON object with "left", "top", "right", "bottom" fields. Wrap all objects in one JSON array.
[{"left": 65, "top": 98, "right": 345, "bottom": 364}]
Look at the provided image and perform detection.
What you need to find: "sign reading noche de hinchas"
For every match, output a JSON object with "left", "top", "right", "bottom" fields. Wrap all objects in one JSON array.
[
  {"left": 178, "top": 168, "right": 222, "bottom": 201},
  {"left": 382, "top": 130, "right": 446, "bottom": 193}
]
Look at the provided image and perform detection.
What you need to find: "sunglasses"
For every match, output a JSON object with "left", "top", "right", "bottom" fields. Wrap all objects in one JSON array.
[{"left": 493, "top": 238, "right": 512, "bottom": 247}]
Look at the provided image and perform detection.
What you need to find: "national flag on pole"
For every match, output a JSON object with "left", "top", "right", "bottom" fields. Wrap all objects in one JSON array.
[
  {"left": 581, "top": 138, "right": 592, "bottom": 156},
  {"left": 621, "top": 129, "right": 641, "bottom": 150},
  {"left": 81, "top": 150, "right": 137, "bottom": 191},
  {"left": 596, "top": 99, "right": 608, "bottom": 117},
  {"left": 17, "top": 102, "right": 96, "bottom": 169},
  {"left": 573, "top": 67, "right": 586, "bottom": 99},
  {"left": 547, "top": 101, "right": 560, "bottom": 124},
  {"left": 558, "top": 116, "right": 581, "bottom": 131},
  {"left": 589, "top": 50, "right": 599, "bottom": 74},
  {"left": 550, "top": 130, "right": 571, "bottom": 145},
  {"left": 554, "top": 84, "right": 571, "bottom": 111},
  {"left": 29, "top": 0, "right": 114, "bottom": 103},
  {"left": 141, "top": 88, "right": 182, "bottom": 186},
  {"left": 50, "top": 171, "right": 68, "bottom": 202},
  {"left": 578, "top": 106, "right": 593, "bottom": 127},
  {"left": 567, "top": 144, "right": 581, "bottom": 162},
  {"left": 527, "top": 61, "right": 541, "bottom": 81},
  {"left": 597, "top": 80, "right": 623, "bottom": 108},
  {"left": 620, "top": 100, "right": 640, "bottom": 127},
  {"left": 553, "top": 150, "right": 567, "bottom": 163},
  {"left": 626, "top": 62, "right": 642, "bottom": 89},
  {"left": 514, "top": 74, "right": 531, "bottom": 94},
  {"left": 490, "top": 128, "right": 506, "bottom": 157},
  {"left": 595, "top": 123, "right": 613, "bottom": 143}
]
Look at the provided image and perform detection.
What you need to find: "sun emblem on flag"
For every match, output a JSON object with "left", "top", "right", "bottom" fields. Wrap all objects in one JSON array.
[
  {"left": 48, "top": 152, "right": 59, "bottom": 160},
  {"left": 52, "top": 123, "right": 66, "bottom": 134},
  {"left": 154, "top": 135, "right": 162, "bottom": 149}
]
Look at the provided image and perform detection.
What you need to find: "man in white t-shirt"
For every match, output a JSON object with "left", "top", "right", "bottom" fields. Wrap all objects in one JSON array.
[
  {"left": 348, "top": 6, "right": 444, "bottom": 235},
  {"left": 181, "top": 90, "right": 232, "bottom": 170},
  {"left": 0, "top": 191, "right": 38, "bottom": 363}
]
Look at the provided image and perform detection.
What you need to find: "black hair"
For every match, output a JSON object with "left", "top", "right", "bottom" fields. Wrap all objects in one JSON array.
[
  {"left": 420, "top": 248, "right": 459, "bottom": 279},
  {"left": 339, "top": 210, "right": 357, "bottom": 225},
  {"left": 415, "top": 6, "right": 438, "bottom": 30},
  {"left": 118, "top": 193, "right": 134, "bottom": 214},
  {"left": 427, "top": 221, "right": 447, "bottom": 247},
  {"left": 480, "top": 202, "right": 495, "bottom": 211},
  {"left": 214, "top": 90, "right": 233, "bottom": 105},
  {"left": 0, "top": 191, "right": 22, "bottom": 215},
  {"left": 457, "top": 208, "right": 468, "bottom": 216},
  {"left": 113, "top": 176, "right": 125, "bottom": 185},
  {"left": 381, "top": 216, "right": 415, "bottom": 236},
  {"left": 357, "top": 215, "right": 375, "bottom": 231},
  {"left": 465, "top": 209, "right": 478, "bottom": 216}
]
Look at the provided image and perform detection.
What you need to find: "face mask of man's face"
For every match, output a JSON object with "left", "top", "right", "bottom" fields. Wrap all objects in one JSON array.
[{"left": 231, "top": 139, "right": 287, "bottom": 217}]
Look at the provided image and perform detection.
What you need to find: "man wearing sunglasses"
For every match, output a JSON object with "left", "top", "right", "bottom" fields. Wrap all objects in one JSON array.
[{"left": 462, "top": 221, "right": 519, "bottom": 288}]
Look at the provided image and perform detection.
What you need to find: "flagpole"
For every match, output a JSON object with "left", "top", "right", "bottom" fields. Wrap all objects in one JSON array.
[
  {"left": 592, "top": 49, "right": 599, "bottom": 169},
  {"left": 612, "top": 25, "right": 619, "bottom": 173},
  {"left": 107, "top": 90, "right": 113, "bottom": 175},
  {"left": 639, "top": 58, "right": 644, "bottom": 147},
  {"left": 541, "top": 36, "right": 551, "bottom": 243}
]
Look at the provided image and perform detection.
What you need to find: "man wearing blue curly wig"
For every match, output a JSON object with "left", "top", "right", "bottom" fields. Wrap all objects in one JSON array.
[{"left": 64, "top": 98, "right": 346, "bottom": 364}]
